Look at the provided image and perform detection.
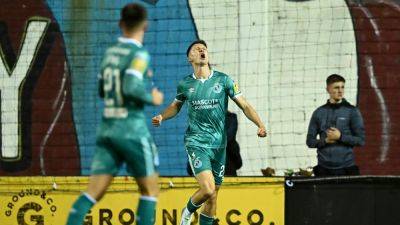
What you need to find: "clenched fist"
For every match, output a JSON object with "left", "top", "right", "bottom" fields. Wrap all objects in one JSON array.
[{"left": 152, "top": 114, "right": 163, "bottom": 127}]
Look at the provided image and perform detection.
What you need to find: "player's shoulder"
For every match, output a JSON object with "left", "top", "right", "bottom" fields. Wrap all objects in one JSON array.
[
  {"left": 212, "top": 70, "right": 233, "bottom": 83},
  {"left": 180, "top": 74, "right": 194, "bottom": 82},
  {"left": 177, "top": 74, "right": 193, "bottom": 86},
  {"left": 213, "top": 70, "right": 230, "bottom": 78},
  {"left": 113, "top": 39, "right": 149, "bottom": 57},
  {"left": 105, "top": 42, "right": 133, "bottom": 55},
  {"left": 133, "top": 47, "right": 150, "bottom": 60}
]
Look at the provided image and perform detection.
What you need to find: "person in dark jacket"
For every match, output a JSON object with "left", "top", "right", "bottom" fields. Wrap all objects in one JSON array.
[
  {"left": 187, "top": 111, "right": 242, "bottom": 176},
  {"left": 306, "top": 74, "right": 365, "bottom": 176},
  {"left": 224, "top": 111, "right": 242, "bottom": 176}
]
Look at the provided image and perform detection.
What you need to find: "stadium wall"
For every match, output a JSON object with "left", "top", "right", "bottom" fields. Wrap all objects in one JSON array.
[
  {"left": 1, "top": 176, "right": 399, "bottom": 225},
  {"left": 0, "top": 177, "right": 284, "bottom": 225},
  {"left": 285, "top": 176, "right": 400, "bottom": 225},
  {"left": 0, "top": 0, "right": 399, "bottom": 176}
]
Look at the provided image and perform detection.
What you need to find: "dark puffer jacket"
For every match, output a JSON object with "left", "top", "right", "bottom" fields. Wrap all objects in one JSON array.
[{"left": 306, "top": 99, "right": 365, "bottom": 169}]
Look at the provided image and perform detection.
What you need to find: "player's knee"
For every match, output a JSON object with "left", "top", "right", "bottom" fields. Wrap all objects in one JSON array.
[
  {"left": 87, "top": 191, "right": 104, "bottom": 202},
  {"left": 141, "top": 190, "right": 159, "bottom": 198},
  {"left": 209, "top": 191, "right": 218, "bottom": 200},
  {"left": 200, "top": 184, "right": 215, "bottom": 199},
  {"left": 87, "top": 188, "right": 107, "bottom": 201},
  {"left": 150, "top": 185, "right": 160, "bottom": 197},
  {"left": 203, "top": 189, "right": 215, "bottom": 199},
  {"left": 140, "top": 185, "right": 159, "bottom": 197}
]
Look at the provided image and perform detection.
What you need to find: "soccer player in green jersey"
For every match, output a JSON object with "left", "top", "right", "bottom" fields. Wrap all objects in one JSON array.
[
  {"left": 152, "top": 40, "right": 267, "bottom": 225},
  {"left": 66, "top": 3, "right": 163, "bottom": 225}
]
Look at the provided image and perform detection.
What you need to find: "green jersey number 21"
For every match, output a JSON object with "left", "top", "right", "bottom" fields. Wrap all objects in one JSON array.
[
  {"left": 103, "top": 67, "right": 123, "bottom": 107},
  {"left": 102, "top": 67, "right": 127, "bottom": 118}
]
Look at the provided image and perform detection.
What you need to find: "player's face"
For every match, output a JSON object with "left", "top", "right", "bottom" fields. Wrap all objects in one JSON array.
[
  {"left": 188, "top": 44, "right": 209, "bottom": 66},
  {"left": 327, "top": 81, "right": 345, "bottom": 101}
]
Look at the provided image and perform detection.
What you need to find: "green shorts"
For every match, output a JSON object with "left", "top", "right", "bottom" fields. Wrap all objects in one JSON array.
[
  {"left": 186, "top": 146, "right": 226, "bottom": 185},
  {"left": 91, "top": 135, "right": 159, "bottom": 177}
]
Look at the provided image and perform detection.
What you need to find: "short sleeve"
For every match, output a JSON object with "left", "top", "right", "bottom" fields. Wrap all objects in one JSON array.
[
  {"left": 175, "top": 82, "right": 186, "bottom": 102},
  {"left": 125, "top": 50, "right": 150, "bottom": 80},
  {"left": 226, "top": 76, "right": 242, "bottom": 99}
]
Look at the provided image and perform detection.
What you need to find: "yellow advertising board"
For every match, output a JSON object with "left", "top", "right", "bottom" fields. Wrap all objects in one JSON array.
[{"left": 0, "top": 177, "right": 284, "bottom": 225}]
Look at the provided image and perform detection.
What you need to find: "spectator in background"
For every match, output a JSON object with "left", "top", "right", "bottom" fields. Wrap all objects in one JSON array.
[
  {"left": 225, "top": 111, "right": 242, "bottom": 176},
  {"left": 187, "top": 111, "right": 242, "bottom": 176},
  {"left": 306, "top": 74, "right": 365, "bottom": 176}
]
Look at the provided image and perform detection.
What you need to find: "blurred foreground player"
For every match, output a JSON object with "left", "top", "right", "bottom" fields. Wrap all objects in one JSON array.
[{"left": 66, "top": 3, "right": 163, "bottom": 225}]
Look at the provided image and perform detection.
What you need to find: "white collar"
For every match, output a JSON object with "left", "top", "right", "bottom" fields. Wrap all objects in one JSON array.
[
  {"left": 192, "top": 70, "right": 214, "bottom": 83},
  {"left": 118, "top": 37, "right": 143, "bottom": 47}
]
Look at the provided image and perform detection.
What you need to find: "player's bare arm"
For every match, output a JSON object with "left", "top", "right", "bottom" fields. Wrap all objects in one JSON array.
[
  {"left": 151, "top": 88, "right": 164, "bottom": 106},
  {"left": 233, "top": 96, "right": 267, "bottom": 137},
  {"left": 152, "top": 100, "right": 183, "bottom": 127}
]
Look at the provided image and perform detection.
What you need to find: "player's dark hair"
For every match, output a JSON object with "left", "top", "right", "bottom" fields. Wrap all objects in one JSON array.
[
  {"left": 326, "top": 74, "right": 345, "bottom": 86},
  {"left": 186, "top": 40, "right": 207, "bottom": 56},
  {"left": 120, "top": 3, "right": 147, "bottom": 31}
]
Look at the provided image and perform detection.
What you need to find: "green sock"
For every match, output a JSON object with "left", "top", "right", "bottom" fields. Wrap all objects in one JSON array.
[
  {"left": 186, "top": 197, "right": 202, "bottom": 213},
  {"left": 200, "top": 213, "right": 215, "bottom": 225},
  {"left": 136, "top": 196, "right": 157, "bottom": 225},
  {"left": 66, "top": 193, "right": 96, "bottom": 225}
]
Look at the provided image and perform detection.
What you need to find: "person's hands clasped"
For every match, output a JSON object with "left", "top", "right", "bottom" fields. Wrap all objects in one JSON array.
[{"left": 325, "top": 127, "right": 341, "bottom": 143}]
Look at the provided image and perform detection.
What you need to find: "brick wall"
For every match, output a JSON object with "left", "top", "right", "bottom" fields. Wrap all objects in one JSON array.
[
  {"left": 347, "top": 0, "right": 400, "bottom": 174},
  {"left": 0, "top": 0, "right": 79, "bottom": 175}
]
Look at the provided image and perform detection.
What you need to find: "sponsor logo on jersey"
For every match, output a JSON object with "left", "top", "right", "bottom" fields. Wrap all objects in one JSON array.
[
  {"left": 131, "top": 58, "right": 148, "bottom": 74},
  {"left": 130, "top": 52, "right": 149, "bottom": 74},
  {"left": 213, "top": 83, "right": 223, "bottom": 93},
  {"left": 233, "top": 82, "right": 240, "bottom": 94},
  {"left": 190, "top": 99, "right": 219, "bottom": 110}
]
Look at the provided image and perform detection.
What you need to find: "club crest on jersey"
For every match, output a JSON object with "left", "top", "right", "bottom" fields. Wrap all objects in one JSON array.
[
  {"left": 194, "top": 158, "right": 203, "bottom": 168},
  {"left": 213, "top": 83, "right": 222, "bottom": 93},
  {"left": 189, "top": 87, "right": 195, "bottom": 93}
]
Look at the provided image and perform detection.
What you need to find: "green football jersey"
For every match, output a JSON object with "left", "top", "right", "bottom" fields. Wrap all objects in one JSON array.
[
  {"left": 175, "top": 70, "right": 242, "bottom": 148},
  {"left": 98, "top": 37, "right": 154, "bottom": 139}
]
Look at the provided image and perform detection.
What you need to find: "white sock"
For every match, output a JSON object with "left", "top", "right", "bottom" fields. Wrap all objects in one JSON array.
[{"left": 182, "top": 207, "right": 192, "bottom": 218}]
